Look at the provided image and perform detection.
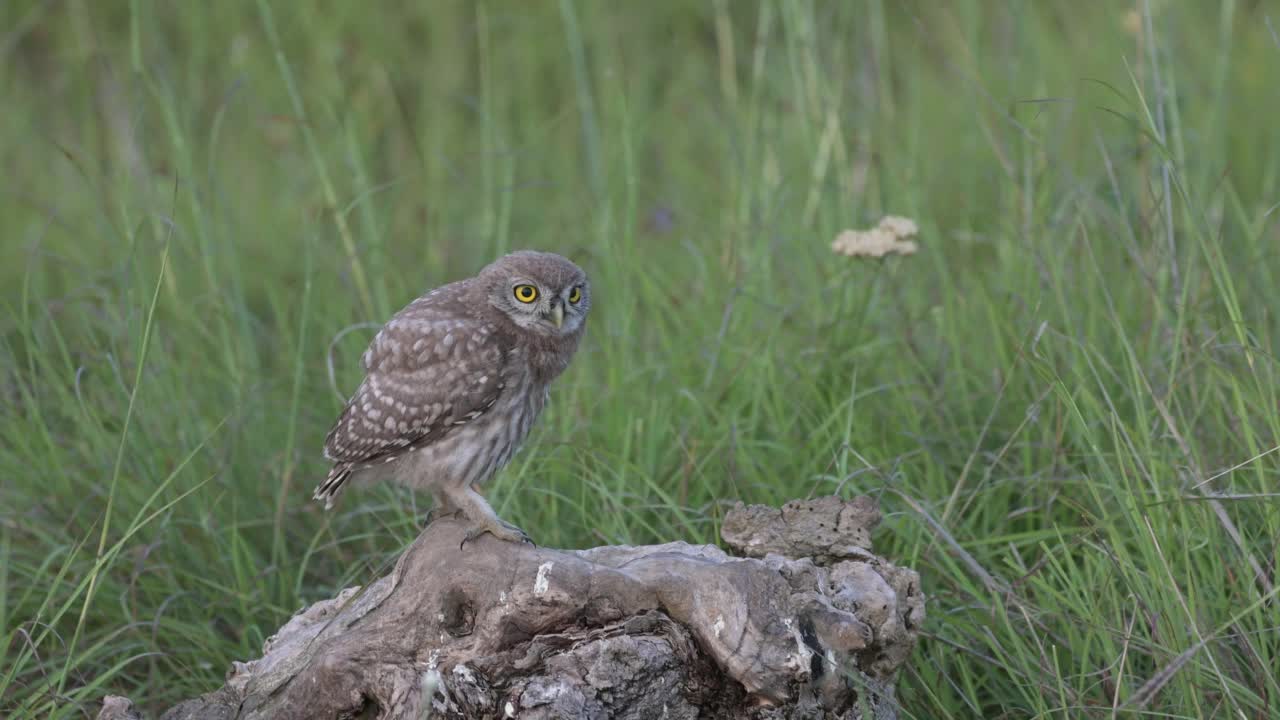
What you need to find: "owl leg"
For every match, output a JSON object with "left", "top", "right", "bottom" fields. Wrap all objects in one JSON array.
[
  {"left": 443, "top": 486, "right": 534, "bottom": 548},
  {"left": 425, "top": 491, "right": 461, "bottom": 525}
]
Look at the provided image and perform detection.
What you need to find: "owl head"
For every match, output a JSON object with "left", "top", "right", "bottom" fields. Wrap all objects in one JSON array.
[{"left": 480, "top": 250, "right": 591, "bottom": 336}]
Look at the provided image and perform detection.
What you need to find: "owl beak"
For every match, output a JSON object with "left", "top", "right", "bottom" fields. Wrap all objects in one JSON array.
[{"left": 548, "top": 302, "right": 565, "bottom": 329}]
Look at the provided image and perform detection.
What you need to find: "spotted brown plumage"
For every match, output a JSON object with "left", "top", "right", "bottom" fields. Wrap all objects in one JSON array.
[{"left": 315, "top": 251, "right": 591, "bottom": 546}]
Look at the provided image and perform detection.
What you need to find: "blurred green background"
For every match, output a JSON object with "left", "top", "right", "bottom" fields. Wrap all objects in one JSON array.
[{"left": 2, "top": 1, "right": 1279, "bottom": 717}]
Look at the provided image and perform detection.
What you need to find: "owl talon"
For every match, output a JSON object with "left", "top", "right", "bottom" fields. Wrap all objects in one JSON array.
[
  {"left": 425, "top": 506, "right": 461, "bottom": 525},
  {"left": 459, "top": 519, "right": 535, "bottom": 550}
]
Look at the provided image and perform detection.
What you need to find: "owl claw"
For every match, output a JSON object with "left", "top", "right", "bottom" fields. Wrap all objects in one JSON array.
[
  {"left": 425, "top": 506, "right": 461, "bottom": 525},
  {"left": 459, "top": 519, "right": 535, "bottom": 550}
]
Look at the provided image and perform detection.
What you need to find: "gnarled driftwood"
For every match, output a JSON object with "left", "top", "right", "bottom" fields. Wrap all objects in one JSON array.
[{"left": 98, "top": 495, "right": 924, "bottom": 719}]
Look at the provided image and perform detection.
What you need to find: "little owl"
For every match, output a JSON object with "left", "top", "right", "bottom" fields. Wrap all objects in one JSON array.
[{"left": 315, "top": 250, "right": 590, "bottom": 545}]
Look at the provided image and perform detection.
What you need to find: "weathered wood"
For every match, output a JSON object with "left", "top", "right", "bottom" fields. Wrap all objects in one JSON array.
[{"left": 99, "top": 496, "right": 924, "bottom": 719}]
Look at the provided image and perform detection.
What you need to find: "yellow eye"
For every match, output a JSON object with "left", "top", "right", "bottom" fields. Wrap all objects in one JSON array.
[
  {"left": 568, "top": 286, "right": 582, "bottom": 304},
  {"left": 513, "top": 284, "right": 539, "bottom": 303}
]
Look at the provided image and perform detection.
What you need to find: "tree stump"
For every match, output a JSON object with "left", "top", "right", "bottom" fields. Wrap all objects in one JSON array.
[{"left": 98, "top": 496, "right": 924, "bottom": 719}]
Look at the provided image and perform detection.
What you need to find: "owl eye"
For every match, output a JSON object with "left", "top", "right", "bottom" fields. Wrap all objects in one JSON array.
[
  {"left": 568, "top": 286, "right": 582, "bottom": 304},
  {"left": 513, "top": 284, "right": 539, "bottom": 303}
]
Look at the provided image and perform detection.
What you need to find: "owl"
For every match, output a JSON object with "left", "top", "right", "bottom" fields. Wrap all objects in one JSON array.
[{"left": 315, "top": 250, "right": 591, "bottom": 546}]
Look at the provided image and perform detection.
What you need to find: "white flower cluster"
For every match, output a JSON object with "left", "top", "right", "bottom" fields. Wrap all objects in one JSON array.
[{"left": 831, "top": 215, "right": 920, "bottom": 259}]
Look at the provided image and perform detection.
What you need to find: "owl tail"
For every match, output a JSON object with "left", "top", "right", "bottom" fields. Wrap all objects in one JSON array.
[{"left": 314, "top": 462, "right": 353, "bottom": 510}]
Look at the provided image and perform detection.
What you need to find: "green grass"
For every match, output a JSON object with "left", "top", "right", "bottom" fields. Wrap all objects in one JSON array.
[{"left": 2, "top": 1, "right": 1278, "bottom": 717}]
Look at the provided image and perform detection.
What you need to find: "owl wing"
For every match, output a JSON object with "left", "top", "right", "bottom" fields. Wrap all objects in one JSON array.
[{"left": 322, "top": 305, "right": 510, "bottom": 467}]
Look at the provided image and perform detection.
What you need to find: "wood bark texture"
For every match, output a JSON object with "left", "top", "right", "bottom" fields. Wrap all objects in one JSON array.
[{"left": 97, "top": 495, "right": 924, "bottom": 720}]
